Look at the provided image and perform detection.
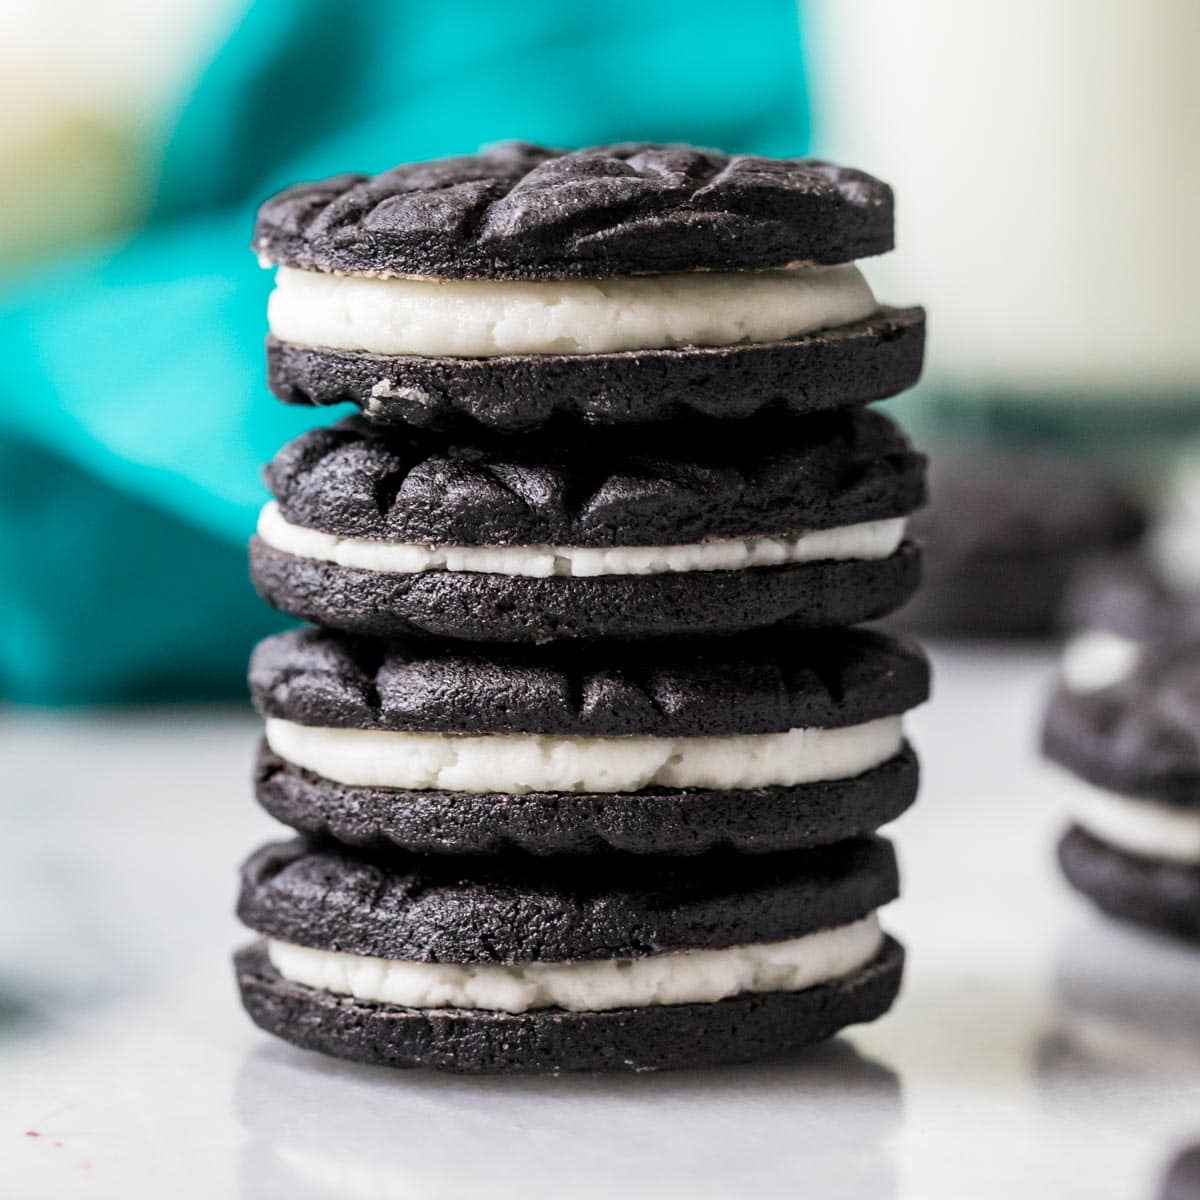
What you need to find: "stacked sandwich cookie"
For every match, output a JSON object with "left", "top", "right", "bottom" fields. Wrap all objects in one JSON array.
[
  {"left": 235, "top": 142, "right": 931, "bottom": 1073},
  {"left": 250, "top": 409, "right": 922, "bottom": 642}
]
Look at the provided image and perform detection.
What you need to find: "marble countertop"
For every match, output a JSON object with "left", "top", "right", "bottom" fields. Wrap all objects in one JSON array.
[{"left": 3, "top": 643, "right": 1198, "bottom": 1200}]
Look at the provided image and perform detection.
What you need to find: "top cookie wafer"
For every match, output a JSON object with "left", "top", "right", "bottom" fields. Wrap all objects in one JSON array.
[
  {"left": 256, "top": 142, "right": 924, "bottom": 432},
  {"left": 254, "top": 141, "right": 894, "bottom": 280},
  {"left": 1043, "top": 642, "right": 1200, "bottom": 808}
]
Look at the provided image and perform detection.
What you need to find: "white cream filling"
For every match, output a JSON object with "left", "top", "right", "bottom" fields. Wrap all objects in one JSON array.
[
  {"left": 1069, "top": 784, "right": 1200, "bottom": 864},
  {"left": 265, "top": 714, "right": 904, "bottom": 795},
  {"left": 1060, "top": 630, "right": 1143, "bottom": 692},
  {"left": 266, "top": 913, "right": 883, "bottom": 1013},
  {"left": 266, "top": 263, "right": 879, "bottom": 357},
  {"left": 257, "top": 501, "right": 906, "bottom": 579}
]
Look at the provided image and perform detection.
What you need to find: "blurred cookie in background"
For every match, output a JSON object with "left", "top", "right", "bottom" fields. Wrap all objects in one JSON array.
[
  {"left": 1059, "top": 554, "right": 1200, "bottom": 692},
  {"left": 1042, "top": 642, "right": 1200, "bottom": 942},
  {"left": 894, "top": 451, "right": 1147, "bottom": 638},
  {"left": 1037, "top": 915, "right": 1200, "bottom": 1084},
  {"left": 1160, "top": 1145, "right": 1200, "bottom": 1200}
]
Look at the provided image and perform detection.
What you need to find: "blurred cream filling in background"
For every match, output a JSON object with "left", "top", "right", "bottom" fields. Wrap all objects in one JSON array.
[
  {"left": 1067, "top": 784, "right": 1200, "bottom": 864},
  {"left": 266, "top": 913, "right": 885, "bottom": 1013},
  {"left": 265, "top": 262, "right": 879, "bottom": 357},
  {"left": 263, "top": 715, "right": 906, "bottom": 794},
  {"left": 256, "top": 501, "right": 907, "bottom": 578}
]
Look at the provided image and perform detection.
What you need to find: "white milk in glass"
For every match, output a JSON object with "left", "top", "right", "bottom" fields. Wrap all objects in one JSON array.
[{"left": 806, "top": 0, "right": 1200, "bottom": 402}]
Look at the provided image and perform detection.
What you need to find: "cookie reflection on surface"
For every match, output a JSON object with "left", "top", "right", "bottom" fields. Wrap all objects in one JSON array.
[
  {"left": 1037, "top": 915, "right": 1200, "bottom": 1082},
  {"left": 234, "top": 1038, "right": 901, "bottom": 1200}
]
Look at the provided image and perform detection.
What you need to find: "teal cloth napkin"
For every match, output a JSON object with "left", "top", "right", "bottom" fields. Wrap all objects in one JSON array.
[{"left": 0, "top": 0, "right": 809, "bottom": 703}]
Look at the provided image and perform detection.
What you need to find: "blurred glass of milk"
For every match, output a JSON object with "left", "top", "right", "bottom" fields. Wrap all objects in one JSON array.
[{"left": 805, "top": 0, "right": 1200, "bottom": 411}]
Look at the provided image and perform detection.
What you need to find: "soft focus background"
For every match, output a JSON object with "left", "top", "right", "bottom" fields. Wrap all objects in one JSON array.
[
  {"left": 1, "top": 0, "right": 814, "bottom": 703},
  {"left": 4, "top": 6, "right": 1200, "bottom": 1199},
  {"left": 2, "top": 0, "right": 1198, "bottom": 704}
]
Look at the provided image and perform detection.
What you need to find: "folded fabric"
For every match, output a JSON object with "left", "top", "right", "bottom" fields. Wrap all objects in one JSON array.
[{"left": 0, "top": 0, "right": 809, "bottom": 703}]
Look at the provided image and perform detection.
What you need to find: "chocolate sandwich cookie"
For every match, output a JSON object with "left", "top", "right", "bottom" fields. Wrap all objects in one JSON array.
[
  {"left": 897, "top": 452, "right": 1146, "bottom": 637},
  {"left": 248, "top": 626, "right": 929, "bottom": 856},
  {"left": 235, "top": 836, "right": 904, "bottom": 1073},
  {"left": 255, "top": 141, "right": 925, "bottom": 432},
  {"left": 1043, "top": 644, "right": 1200, "bottom": 940},
  {"left": 250, "top": 408, "right": 926, "bottom": 642},
  {"left": 1058, "top": 554, "right": 1200, "bottom": 692}
]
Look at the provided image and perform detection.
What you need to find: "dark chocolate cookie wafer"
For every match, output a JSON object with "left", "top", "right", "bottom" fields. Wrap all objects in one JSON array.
[
  {"left": 262, "top": 410, "right": 923, "bottom": 546},
  {"left": 897, "top": 453, "right": 1146, "bottom": 637},
  {"left": 247, "top": 627, "right": 928, "bottom": 856},
  {"left": 249, "top": 625, "right": 930, "bottom": 736},
  {"left": 264, "top": 307, "right": 925, "bottom": 434},
  {"left": 1043, "top": 644, "right": 1200, "bottom": 805},
  {"left": 254, "top": 142, "right": 895, "bottom": 280},
  {"left": 238, "top": 836, "right": 898, "bottom": 960},
  {"left": 251, "top": 540, "right": 920, "bottom": 644},
  {"left": 253, "top": 739, "right": 920, "bottom": 857},
  {"left": 235, "top": 837, "right": 903, "bottom": 1073},
  {"left": 1058, "top": 828, "right": 1200, "bottom": 943},
  {"left": 250, "top": 409, "right": 925, "bottom": 641}
]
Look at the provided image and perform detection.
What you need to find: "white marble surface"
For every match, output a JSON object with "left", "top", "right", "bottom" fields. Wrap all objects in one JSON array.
[{"left": 3, "top": 644, "right": 1199, "bottom": 1200}]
